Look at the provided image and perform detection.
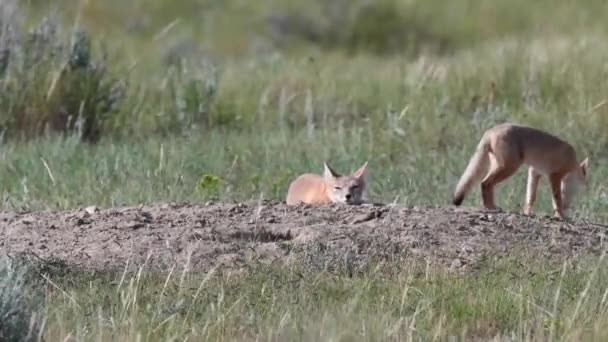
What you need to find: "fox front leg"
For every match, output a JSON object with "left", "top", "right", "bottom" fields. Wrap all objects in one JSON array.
[{"left": 523, "top": 167, "right": 540, "bottom": 215}]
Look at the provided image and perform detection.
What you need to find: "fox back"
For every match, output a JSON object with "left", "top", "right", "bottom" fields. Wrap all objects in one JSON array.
[{"left": 286, "top": 162, "right": 368, "bottom": 205}]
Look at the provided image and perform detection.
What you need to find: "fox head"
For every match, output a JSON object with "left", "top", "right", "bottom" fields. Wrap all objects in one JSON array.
[
  {"left": 561, "top": 157, "right": 589, "bottom": 210},
  {"left": 323, "top": 161, "right": 368, "bottom": 205}
]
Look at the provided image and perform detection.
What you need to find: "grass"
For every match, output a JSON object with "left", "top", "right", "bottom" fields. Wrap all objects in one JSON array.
[
  {"left": 4, "top": 38, "right": 608, "bottom": 220},
  {"left": 28, "top": 253, "right": 608, "bottom": 340},
  {"left": 2, "top": 0, "right": 608, "bottom": 340},
  {"left": 2, "top": 127, "right": 608, "bottom": 222}
]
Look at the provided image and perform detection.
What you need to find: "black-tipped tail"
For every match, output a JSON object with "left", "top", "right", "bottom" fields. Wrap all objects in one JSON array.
[{"left": 452, "top": 194, "right": 464, "bottom": 206}]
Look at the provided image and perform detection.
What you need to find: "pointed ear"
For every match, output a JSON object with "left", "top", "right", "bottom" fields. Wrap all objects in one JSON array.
[
  {"left": 352, "top": 161, "right": 368, "bottom": 179},
  {"left": 323, "top": 161, "right": 340, "bottom": 180},
  {"left": 580, "top": 157, "right": 589, "bottom": 176}
]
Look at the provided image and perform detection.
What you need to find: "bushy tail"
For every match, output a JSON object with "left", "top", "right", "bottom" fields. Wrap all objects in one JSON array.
[{"left": 452, "top": 137, "right": 491, "bottom": 205}]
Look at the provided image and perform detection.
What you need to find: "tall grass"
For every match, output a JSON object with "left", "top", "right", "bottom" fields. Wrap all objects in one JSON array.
[
  {"left": 2, "top": 126, "right": 608, "bottom": 222},
  {"left": 1, "top": 0, "right": 606, "bottom": 140},
  {"left": 0, "top": 256, "right": 43, "bottom": 342},
  {"left": 34, "top": 253, "right": 608, "bottom": 340},
  {"left": 3, "top": 36, "right": 608, "bottom": 221}
]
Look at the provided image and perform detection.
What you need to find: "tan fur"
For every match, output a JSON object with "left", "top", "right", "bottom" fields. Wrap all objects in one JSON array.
[
  {"left": 286, "top": 161, "right": 368, "bottom": 205},
  {"left": 452, "top": 123, "right": 588, "bottom": 219}
]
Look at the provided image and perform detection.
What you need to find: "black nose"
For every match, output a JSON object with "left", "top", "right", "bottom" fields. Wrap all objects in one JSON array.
[{"left": 345, "top": 194, "right": 352, "bottom": 200}]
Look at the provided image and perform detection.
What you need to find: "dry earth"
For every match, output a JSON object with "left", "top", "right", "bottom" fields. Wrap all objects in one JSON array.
[{"left": 1, "top": 201, "right": 607, "bottom": 273}]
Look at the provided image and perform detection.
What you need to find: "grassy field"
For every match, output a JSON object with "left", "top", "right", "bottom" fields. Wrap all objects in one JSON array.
[
  {"left": 4, "top": 253, "right": 608, "bottom": 340},
  {"left": 3, "top": 0, "right": 608, "bottom": 340}
]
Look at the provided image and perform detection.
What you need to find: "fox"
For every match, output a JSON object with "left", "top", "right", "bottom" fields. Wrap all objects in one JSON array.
[
  {"left": 286, "top": 161, "right": 368, "bottom": 205},
  {"left": 452, "top": 123, "right": 588, "bottom": 219}
]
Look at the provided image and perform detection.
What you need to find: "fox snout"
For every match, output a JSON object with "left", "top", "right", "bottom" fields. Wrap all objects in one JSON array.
[{"left": 344, "top": 192, "right": 362, "bottom": 204}]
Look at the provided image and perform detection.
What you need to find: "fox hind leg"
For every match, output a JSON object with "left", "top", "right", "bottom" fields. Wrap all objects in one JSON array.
[{"left": 480, "top": 159, "right": 522, "bottom": 210}]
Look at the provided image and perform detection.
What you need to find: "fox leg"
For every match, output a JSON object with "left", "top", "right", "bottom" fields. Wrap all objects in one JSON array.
[
  {"left": 524, "top": 167, "right": 541, "bottom": 215},
  {"left": 480, "top": 159, "right": 522, "bottom": 210},
  {"left": 549, "top": 172, "right": 566, "bottom": 219}
]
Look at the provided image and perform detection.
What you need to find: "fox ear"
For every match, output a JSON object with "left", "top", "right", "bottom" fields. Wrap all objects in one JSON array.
[
  {"left": 352, "top": 161, "right": 368, "bottom": 179},
  {"left": 324, "top": 161, "right": 340, "bottom": 180},
  {"left": 580, "top": 157, "right": 589, "bottom": 176}
]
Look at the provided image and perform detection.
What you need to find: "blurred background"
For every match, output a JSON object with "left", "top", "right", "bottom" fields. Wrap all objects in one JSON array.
[{"left": 2, "top": 0, "right": 608, "bottom": 220}]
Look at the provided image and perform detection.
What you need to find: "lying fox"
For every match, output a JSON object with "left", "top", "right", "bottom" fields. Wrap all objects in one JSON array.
[
  {"left": 452, "top": 123, "right": 588, "bottom": 219},
  {"left": 286, "top": 161, "right": 368, "bottom": 205}
]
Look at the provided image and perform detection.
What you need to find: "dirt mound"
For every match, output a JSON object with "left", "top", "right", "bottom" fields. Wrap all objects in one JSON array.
[{"left": 1, "top": 201, "right": 607, "bottom": 273}]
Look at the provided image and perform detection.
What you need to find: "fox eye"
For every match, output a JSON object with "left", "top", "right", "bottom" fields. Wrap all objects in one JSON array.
[
  {"left": 351, "top": 185, "right": 359, "bottom": 189},
  {"left": 334, "top": 186, "right": 342, "bottom": 190}
]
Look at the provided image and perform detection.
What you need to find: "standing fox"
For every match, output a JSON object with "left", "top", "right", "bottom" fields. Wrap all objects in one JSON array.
[
  {"left": 286, "top": 161, "right": 368, "bottom": 205},
  {"left": 452, "top": 123, "right": 588, "bottom": 219}
]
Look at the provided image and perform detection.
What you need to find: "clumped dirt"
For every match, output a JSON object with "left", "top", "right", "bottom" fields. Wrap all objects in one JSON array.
[{"left": 1, "top": 201, "right": 607, "bottom": 274}]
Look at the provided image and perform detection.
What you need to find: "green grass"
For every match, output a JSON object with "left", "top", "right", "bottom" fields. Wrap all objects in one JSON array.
[
  {"left": 3, "top": 34, "right": 608, "bottom": 220},
  {"left": 3, "top": 127, "right": 608, "bottom": 222},
  {"left": 7, "top": 0, "right": 608, "bottom": 139},
  {"left": 3, "top": 0, "right": 608, "bottom": 340},
  {"left": 31, "top": 253, "right": 608, "bottom": 340}
]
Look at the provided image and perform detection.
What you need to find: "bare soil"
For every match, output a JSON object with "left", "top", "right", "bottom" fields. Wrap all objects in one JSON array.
[{"left": 1, "top": 201, "right": 607, "bottom": 273}]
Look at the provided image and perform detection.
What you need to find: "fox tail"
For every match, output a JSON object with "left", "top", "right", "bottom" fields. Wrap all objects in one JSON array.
[{"left": 452, "top": 136, "right": 491, "bottom": 205}]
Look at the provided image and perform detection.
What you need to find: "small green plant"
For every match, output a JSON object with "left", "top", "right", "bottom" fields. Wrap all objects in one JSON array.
[{"left": 195, "top": 173, "right": 221, "bottom": 199}]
